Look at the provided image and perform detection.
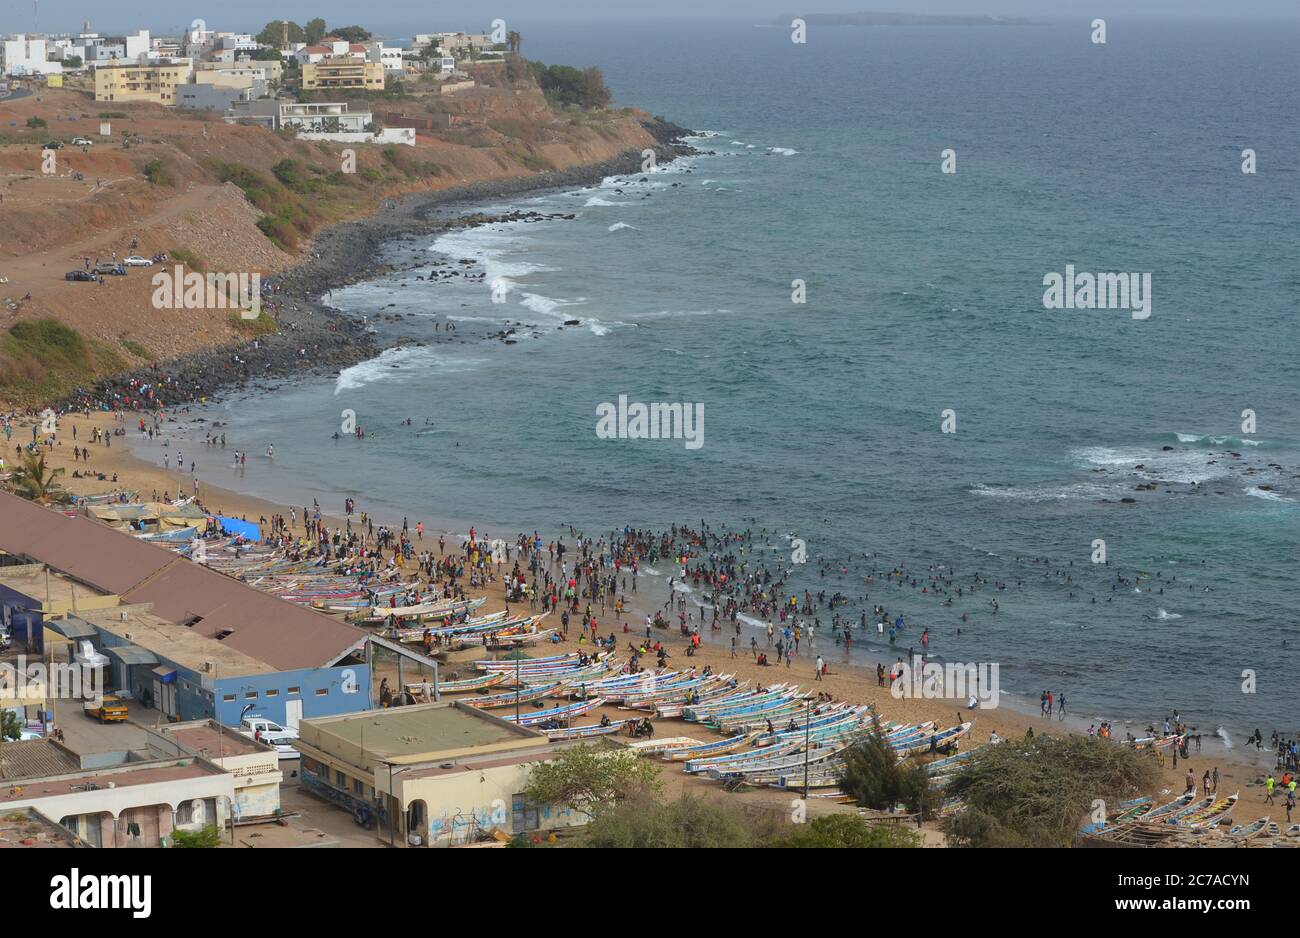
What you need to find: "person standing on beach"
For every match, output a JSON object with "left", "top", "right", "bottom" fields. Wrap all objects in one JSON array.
[
  {"left": 1212, "top": 766, "right": 1219, "bottom": 794},
  {"left": 815, "top": 655, "right": 824, "bottom": 681},
  {"left": 1057, "top": 693, "right": 1066, "bottom": 720}
]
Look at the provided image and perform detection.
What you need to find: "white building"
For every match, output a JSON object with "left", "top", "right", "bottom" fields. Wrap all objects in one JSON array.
[
  {"left": 124, "top": 29, "right": 151, "bottom": 60},
  {"left": 366, "top": 41, "right": 405, "bottom": 76},
  {"left": 2, "top": 35, "right": 63, "bottom": 76}
]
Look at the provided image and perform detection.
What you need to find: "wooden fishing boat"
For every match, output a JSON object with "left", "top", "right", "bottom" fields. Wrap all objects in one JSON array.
[
  {"left": 664, "top": 732, "right": 758, "bottom": 762},
  {"left": 1175, "top": 793, "right": 1237, "bottom": 829},
  {"left": 627, "top": 736, "right": 703, "bottom": 755},
  {"left": 1227, "top": 816, "right": 1270, "bottom": 840},
  {"left": 545, "top": 720, "right": 635, "bottom": 741},
  {"left": 1162, "top": 794, "right": 1219, "bottom": 826},
  {"left": 403, "top": 672, "right": 507, "bottom": 697},
  {"left": 685, "top": 740, "right": 803, "bottom": 774},
  {"left": 1139, "top": 791, "right": 1196, "bottom": 823},
  {"left": 505, "top": 696, "right": 604, "bottom": 726},
  {"left": 462, "top": 682, "right": 559, "bottom": 709}
]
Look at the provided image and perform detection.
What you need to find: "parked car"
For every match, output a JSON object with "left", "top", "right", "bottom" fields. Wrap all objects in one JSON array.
[
  {"left": 71, "top": 137, "right": 94, "bottom": 146},
  {"left": 239, "top": 715, "right": 299, "bottom": 759},
  {"left": 41, "top": 140, "right": 64, "bottom": 150},
  {"left": 123, "top": 255, "right": 153, "bottom": 267},
  {"left": 93, "top": 263, "right": 126, "bottom": 276},
  {"left": 85, "top": 695, "right": 129, "bottom": 723},
  {"left": 64, "top": 269, "right": 96, "bottom": 281}
]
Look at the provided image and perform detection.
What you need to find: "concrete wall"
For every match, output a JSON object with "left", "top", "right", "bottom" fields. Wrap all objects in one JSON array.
[
  {"left": 214, "top": 663, "right": 371, "bottom": 727},
  {"left": 296, "top": 128, "right": 416, "bottom": 147},
  {"left": 394, "top": 761, "right": 586, "bottom": 846}
]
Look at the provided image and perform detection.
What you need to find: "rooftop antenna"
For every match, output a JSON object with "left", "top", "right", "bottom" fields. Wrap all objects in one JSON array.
[{"left": 33, "top": 0, "right": 38, "bottom": 32}]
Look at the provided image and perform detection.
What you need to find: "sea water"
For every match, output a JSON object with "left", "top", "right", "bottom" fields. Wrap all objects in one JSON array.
[{"left": 172, "top": 17, "right": 1300, "bottom": 741}]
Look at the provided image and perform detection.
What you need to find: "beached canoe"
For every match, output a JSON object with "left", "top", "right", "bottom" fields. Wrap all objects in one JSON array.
[
  {"left": 462, "top": 682, "right": 559, "bottom": 709},
  {"left": 504, "top": 697, "right": 604, "bottom": 727}
]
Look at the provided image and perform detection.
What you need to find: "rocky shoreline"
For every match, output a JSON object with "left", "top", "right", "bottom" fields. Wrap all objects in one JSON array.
[{"left": 71, "top": 116, "right": 697, "bottom": 411}]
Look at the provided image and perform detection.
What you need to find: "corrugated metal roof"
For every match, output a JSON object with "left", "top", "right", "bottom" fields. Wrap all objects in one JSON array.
[
  {"left": 102, "top": 644, "right": 158, "bottom": 666},
  {"left": 0, "top": 740, "right": 81, "bottom": 781},
  {"left": 0, "top": 493, "right": 367, "bottom": 671}
]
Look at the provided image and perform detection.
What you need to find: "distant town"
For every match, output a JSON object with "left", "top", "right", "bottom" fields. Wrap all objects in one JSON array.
[{"left": 2, "top": 21, "right": 515, "bottom": 144}]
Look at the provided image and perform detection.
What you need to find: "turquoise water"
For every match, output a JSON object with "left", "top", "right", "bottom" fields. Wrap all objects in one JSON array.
[{"left": 178, "top": 18, "right": 1299, "bottom": 740}]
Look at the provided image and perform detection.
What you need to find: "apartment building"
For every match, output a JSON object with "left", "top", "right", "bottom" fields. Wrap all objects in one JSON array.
[
  {"left": 94, "top": 58, "right": 193, "bottom": 104},
  {"left": 301, "top": 56, "right": 385, "bottom": 91}
]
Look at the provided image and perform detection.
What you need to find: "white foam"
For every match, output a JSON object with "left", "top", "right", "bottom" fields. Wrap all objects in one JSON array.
[
  {"left": 584, "top": 196, "right": 633, "bottom": 207},
  {"left": 766, "top": 146, "right": 799, "bottom": 156},
  {"left": 608, "top": 222, "right": 637, "bottom": 232},
  {"left": 334, "top": 347, "right": 483, "bottom": 393},
  {"left": 1245, "top": 487, "right": 1294, "bottom": 502}
]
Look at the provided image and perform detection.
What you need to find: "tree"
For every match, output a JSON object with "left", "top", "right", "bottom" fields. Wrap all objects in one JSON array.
[
  {"left": 942, "top": 735, "right": 1159, "bottom": 847},
  {"left": 332, "top": 26, "right": 372, "bottom": 43},
  {"left": 837, "top": 726, "right": 936, "bottom": 818},
  {"left": 61, "top": 55, "right": 83, "bottom": 69},
  {"left": 523, "top": 744, "right": 661, "bottom": 820},
  {"left": 1, "top": 710, "right": 22, "bottom": 742},
  {"left": 774, "top": 813, "right": 921, "bottom": 848},
  {"left": 25, "top": 116, "right": 46, "bottom": 129},
  {"left": 172, "top": 825, "right": 222, "bottom": 848},
  {"left": 577, "top": 794, "right": 774, "bottom": 847},
  {"left": 256, "top": 20, "right": 305, "bottom": 48},
  {"left": 506, "top": 31, "right": 522, "bottom": 54},
  {"left": 5, "top": 451, "right": 66, "bottom": 504},
  {"left": 305, "top": 18, "right": 328, "bottom": 45},
  {"left": 578, "top": 67, "right": 612, "bottom": 109}
]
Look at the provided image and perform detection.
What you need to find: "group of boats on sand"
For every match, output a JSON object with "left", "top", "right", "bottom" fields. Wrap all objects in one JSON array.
[
  {"left": 1081, "top": 789, "right": 1300, "bottom": 847},
  {"left": 161, "top": 536, "right": 555, "bottom": 648}
]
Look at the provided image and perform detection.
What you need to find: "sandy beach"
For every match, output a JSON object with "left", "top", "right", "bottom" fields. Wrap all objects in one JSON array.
[{"left": 8, "top": 407, "right": 1288, "bottom": 838}]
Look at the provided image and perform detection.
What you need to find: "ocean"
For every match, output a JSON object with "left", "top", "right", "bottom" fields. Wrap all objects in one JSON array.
[{"left": 162, "top": 17, "right": 1300, "bottom": 742}]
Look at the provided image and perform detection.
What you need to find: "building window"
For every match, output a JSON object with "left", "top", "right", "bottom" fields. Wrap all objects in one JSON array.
[
  {"left": 335, "top": 769, "right": 346, "bottom": 787},
  {"left": 265, "top": 689, "right": 279, "bottom": 697},
  {"left": 222, "top": 694, "right": 235, "bottom": 702},
  {"left": 287, "top": 687, "right": 300, "bottom": 695},
  {"left": 511, "top": 794, "right": 540, "bottom": 834},
  {"left": 315, "top": 688, "right": 328, "bottom": 697},
  {"left": 244, "top": 690, "right": 258, "bottom": 700}
]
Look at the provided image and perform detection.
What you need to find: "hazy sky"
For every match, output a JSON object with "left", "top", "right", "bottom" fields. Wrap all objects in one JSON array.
[{"left": 5, "top": 0, "right": 1295, "bottom": 36}]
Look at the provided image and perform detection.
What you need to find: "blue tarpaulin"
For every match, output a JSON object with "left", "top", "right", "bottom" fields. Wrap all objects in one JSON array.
[{"left": 217, "top": 516, "right": 261, "bottom": 541}]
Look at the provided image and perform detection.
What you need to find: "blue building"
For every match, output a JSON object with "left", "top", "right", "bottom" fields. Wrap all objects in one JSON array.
[{"left": 0, "top": 491, "right": 374, "bottom": 730}]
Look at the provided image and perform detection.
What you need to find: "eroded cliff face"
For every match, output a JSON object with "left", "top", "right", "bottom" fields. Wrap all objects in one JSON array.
[{"left": 0, "top": 80, "right": 685, "bottom": 404}]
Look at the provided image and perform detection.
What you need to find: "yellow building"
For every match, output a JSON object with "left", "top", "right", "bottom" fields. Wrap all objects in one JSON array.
[
  {"left": 295, "top": 702, "right": 590, "bottom": 846},
  {"left": 94, "top": 59, "right": 193, "bottom": 105},
  {"left": 301, "top": 56, "right": 385, "bottom": 92}
]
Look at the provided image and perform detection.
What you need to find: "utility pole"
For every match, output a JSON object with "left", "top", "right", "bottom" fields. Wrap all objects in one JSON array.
[{"left": 802, "top": 699, "right": 810, "bottom": 800}]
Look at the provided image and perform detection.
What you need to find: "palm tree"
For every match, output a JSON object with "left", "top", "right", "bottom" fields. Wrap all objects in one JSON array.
[
  {"left": 5, "top": 450, "right": 67, "bottom": 504},
  {"left": 507, "top": 31, "right": 522, "bottom": 54}
]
